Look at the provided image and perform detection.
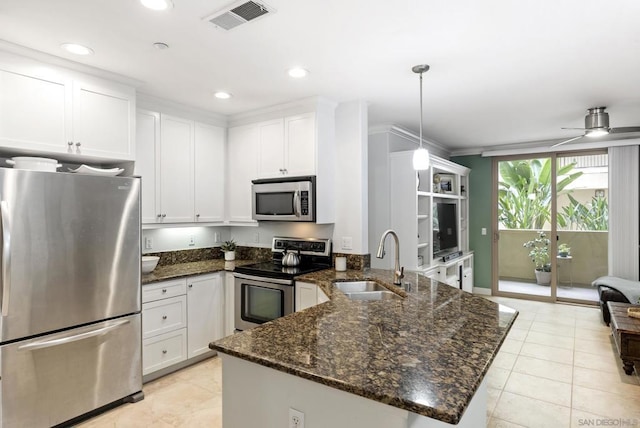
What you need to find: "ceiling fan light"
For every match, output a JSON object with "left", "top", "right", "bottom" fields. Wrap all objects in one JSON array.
[
  {"left": 586, "top": 129, "right": 609, "bottom": 138},
  {"left": 412, "top": 147, "right": 430, "bottom": 170},
  {"left": 140, "top": 0, "right": 173, "bottom": 11}
]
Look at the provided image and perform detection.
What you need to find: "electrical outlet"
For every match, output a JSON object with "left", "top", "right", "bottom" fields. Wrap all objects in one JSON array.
[
  {"left": 188, "top": 236, "right": 195, "bottom": 246},
  {"left": 289, "top": 408, "right": 304, "bottom": 428},
  {"left": 214, "top": 232, "right": 220, "bottom": 243},
  {"left": 254, "top": 232, "right": 260, "bottom": 243},
  {"left": 481, "top": 228, "right": 487, "bottom": 236},
  {"left": 144, "top": 237, "right": 153, "bottom": 250},
  {"left": 341, "top": 236, "right": 353, "bottom": 250}
]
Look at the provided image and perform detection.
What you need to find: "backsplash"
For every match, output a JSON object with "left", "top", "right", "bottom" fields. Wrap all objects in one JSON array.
[
  {"left": 147, "top": 247, "right": 369, "bottom": 270},
  {"left": 147, "top": 246, "right": 272, "bottom": 266},
  {"left": 334, "top": 253, "right": 370, "bottom": 270}
]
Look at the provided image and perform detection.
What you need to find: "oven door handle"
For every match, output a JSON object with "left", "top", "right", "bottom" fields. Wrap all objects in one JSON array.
[{"left": 234, "top": 272, "right": 294, "bottom": 286}]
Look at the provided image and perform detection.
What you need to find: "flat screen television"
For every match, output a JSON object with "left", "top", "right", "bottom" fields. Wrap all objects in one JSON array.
[{"left": 433, "top": 202, "right": 458, "bottom": 256}]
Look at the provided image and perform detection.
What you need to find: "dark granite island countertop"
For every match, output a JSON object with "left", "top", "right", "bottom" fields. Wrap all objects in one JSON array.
[
  {"left": 211, "top": 268, "right": 517, "bottom": 425},
  {"left": 141, "top": 259, "right": 257, "bottom": 284}
]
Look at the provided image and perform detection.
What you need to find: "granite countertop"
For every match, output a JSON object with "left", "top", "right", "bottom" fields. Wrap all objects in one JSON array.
[
  {"left": 211, "top": 268, "right": 518, "bottom": 424},
  {"left": 141, "top": 259, "right": 257, "bottom": 284}
]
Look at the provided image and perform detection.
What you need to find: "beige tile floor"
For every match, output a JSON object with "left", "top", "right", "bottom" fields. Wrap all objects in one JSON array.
[{"left": 78, "top": 296, "right": 640, "bottom": 428}]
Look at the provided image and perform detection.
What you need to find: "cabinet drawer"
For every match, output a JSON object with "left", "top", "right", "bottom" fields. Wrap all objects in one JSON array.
[
  {"left": 142, "top": 278, "right": 187, "bottom": 303},
  {"left": 142, "top": 295, "right": 187, "bottom": 338},
  {"left": 142, "top": 328, "right": 187, "bottom": 375}
]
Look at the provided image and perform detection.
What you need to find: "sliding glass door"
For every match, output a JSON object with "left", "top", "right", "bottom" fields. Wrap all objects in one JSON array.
[{"left": 493, "top": 151, "right": 607, "bottom": 304}]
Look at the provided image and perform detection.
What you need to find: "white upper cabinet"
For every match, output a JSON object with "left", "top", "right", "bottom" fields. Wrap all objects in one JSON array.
[
  {"left": 159, "top": 114, "right": 194, "bottom": 223},
  {"left": 284, "top": 113, "right": 316, "bottom": 176},
  {"left": 135, "top": 110, "right": 160, "bottom": 224},
  {"left": 226, "top": 124, "right": 258, "bottom": 223},
  {"left": 256, "top": 113, "right": 316, "bottom": 178},
  {"left": 71, "top": 80, "right": 134, "bottom": 159},
  {"left": 0, "top": 52, "right": 135, "bottom": 160},
  {"left": 136, "top": 109, "right": 226, "bottom": 225},
  {"left": 0, "top": 69, "right": 69, "bottom": 154},
  {"left": 194, "top": 122, "right": 225, "bottom": 223},
  {"left": 257, "top": 118, "right": 285, "bottom": 178}
]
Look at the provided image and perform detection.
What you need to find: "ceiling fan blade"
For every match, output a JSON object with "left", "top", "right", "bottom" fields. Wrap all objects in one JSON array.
[
  {"left": 610, "top": 126, "right": 640, "bottom": 134},
  {"left": 551, "top": 135, "right": 584, "bottom": 148}
]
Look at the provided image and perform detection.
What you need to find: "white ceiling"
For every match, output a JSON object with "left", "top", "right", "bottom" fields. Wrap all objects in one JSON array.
[{"left": 1, "top": 0, "right": 640, "bottom": 151}]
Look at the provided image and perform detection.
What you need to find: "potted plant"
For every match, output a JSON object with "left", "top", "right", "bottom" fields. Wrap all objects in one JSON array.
[
  {"left": 558, "top": 243, "right": 571, "bottom": 257},
  {"left": 523, "top": 231, "right": 551, "bottom": 285},
  {"left": 221, "top": 239, "right": 237, "bottom": 261}
]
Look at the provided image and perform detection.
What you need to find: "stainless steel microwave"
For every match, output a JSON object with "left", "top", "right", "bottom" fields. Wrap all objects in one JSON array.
[{"left": 251, "top": 176, "right": 315, "bottom": 222}]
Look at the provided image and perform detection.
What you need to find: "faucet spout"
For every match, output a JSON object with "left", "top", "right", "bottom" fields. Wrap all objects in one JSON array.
[{"left": 376, "top": 229, "right": 404, "bottom": 285}]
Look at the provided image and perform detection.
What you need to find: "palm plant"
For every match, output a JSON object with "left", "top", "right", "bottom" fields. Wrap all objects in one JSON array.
[
  {"left": 558, "top": 194, "right": 608, "bottom": 231},
  {"left": 498, "top": 159, "right": 583, "bottom": 229}
]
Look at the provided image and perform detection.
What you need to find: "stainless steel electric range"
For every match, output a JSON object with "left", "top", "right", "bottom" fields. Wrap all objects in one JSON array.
[{"left": 234, "top": 237, "right": 332, "bottom": 331}]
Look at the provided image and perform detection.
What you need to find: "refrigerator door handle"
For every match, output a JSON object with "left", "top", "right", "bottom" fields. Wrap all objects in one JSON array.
[
  {"left": 1, "top": 200, "right": 11, "bottom": 317},
  {"left": 17, "top": 319, "right": 130, "bottom": 351}
]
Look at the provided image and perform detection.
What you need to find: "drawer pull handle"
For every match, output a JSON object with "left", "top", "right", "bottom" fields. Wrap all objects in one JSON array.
[
  {"left": 162, "top": 315, "right": 167, "bottom": 320},
  {"left": 188, "top": 284, "right": 193, "bottom": 288},
  {"left": 162, "top": 289, "right": 167, "bottom": 293},
  {"left": 162, "top": 349, "right": 167, "bottom": 354}
]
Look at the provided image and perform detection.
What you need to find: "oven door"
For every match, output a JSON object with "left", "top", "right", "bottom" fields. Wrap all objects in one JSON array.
[
  {"left": 234, "top": 273, "right": 294, "bottom": 331},
  {"left": 251, "top": 179, "right": 314, "bottom": 222}
]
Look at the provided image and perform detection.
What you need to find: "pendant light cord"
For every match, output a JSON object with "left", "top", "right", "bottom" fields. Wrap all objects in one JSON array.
[{"left": 419, "top": 71, "right": 423, "bottom": 149}]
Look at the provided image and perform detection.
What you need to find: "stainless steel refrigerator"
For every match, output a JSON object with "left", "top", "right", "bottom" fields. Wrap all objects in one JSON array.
[{"left": 0, "top": 168, "right": 143, "bottom": 427}]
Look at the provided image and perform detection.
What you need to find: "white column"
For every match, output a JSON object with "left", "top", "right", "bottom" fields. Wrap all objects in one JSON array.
[
  {"left": 333, "top": 100, "right": 368, "bottom": 254},
  {"left": 608, "top": 145, "right": 639, "bottom": 280}
]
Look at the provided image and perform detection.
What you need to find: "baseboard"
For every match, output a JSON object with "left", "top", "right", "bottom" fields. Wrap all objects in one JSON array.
[{"left": 473, "top": 287, "right": 491, "bottom": 296}]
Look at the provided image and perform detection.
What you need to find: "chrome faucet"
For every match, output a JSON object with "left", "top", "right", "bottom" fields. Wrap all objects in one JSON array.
[{"left": 376, "top": 229, "right": 404, "bottom": 285}]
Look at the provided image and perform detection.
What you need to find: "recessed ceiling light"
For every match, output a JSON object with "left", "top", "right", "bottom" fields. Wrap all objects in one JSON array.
[
  {"left": 214, "top": 91, "right": 232, "bottom": 100},
  {"left": 288, "top": 67, "right": 309, "bottom": 78},
  {"left": 153, "top": 42, "right": 169, "bottom": 50},
  {"left": 60, "top": 43, "right": 94, "bottom": 56},
  {"left": 140, "top": 0, "right": 173, "bottom": 11}
]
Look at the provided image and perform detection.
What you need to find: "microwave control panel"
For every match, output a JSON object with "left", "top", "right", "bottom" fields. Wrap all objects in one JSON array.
[{"left": 301, "top": 191, "right": 309, "bottom": 215}]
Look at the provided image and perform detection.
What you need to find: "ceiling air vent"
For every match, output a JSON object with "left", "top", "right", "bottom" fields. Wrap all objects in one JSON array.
[{"left": 204, "top": 0, "right": 274, "bottom": 31}]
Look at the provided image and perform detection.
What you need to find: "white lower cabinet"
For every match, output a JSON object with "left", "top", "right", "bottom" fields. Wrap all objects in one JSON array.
[
  {"left": 142, "top": 272, "right": 226, "bottom": 379},
  {"left": 295, "top": 281, "right": 329, "bottom": 311},
  {"left": 142, "top": 328, "right": 187, "bottom": 376},
  {"left": 187, "top": 273, "right": 224, "bottom": 359}
]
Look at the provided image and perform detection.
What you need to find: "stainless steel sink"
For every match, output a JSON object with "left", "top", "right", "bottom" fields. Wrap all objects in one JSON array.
[{"left": 333, "top": 281, "right": 403, "bottom": 300}]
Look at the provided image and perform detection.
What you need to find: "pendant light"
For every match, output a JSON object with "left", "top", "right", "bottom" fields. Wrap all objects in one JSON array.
[{"left": 412, "top": 64, "right": 430, "bottom": 170}]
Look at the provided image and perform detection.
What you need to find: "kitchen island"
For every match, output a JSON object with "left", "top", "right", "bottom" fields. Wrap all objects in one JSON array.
[{"left": 211, "top": 269, "right": 517, "bottom": 427}]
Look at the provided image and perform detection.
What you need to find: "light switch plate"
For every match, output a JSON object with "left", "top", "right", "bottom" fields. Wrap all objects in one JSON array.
[{"left": 342, "top": 237, "right": 353, "bottom": 250}]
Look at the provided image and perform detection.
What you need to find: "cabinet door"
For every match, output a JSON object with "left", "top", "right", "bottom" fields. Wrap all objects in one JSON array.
[
  {"left": 135, "top": 110, "right": 160, "bottom": 224},
  {"left": 295, "top": 281, "right": 318, "bottom": 312},
  {"left": 187, "top": 274, "right": 224, "bottom": 359},
  {"left": 0, "top": 69, "right": 71, "bottom": 153},
  {"left": 72, "top": 80, "right": 134, "bottom": 160},
  {"left": 227, "top": 124, "right": 258, "bottom": 222},
  {"left": 285, "top": 113, "right": 316, "bottom": 176},
  {"left": 257, "top": 118, "right": 285, "bottom": 178},
  {"left": 194, "top": 123, "right": 225, "bottom": 223},
  {"left": 159, "top": 114, "right": 194, "bottom": 223}
]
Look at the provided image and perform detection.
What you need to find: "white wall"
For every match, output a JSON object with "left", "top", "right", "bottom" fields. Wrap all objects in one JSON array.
[{"left": 332, "top": 100, "right": 369, "bottom": 254}]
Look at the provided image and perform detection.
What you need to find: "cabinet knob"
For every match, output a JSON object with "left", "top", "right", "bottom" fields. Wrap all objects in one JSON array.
[
  {"left": 67, "top": 141, "right": 74, "bottom": 146},
  {"left": 196, "top": 214, "right": 200, "bottom": 218},
  {"left": 283, "top": 168, "right": 288, "bottom": 174},
  {"left": 162, "top": 289, "right": 167, "bottom": 293},
  {"left": 188, "top": 284, "right": 193, "bottom": 288},
  {"left": 75, "top": 142, "right": 81, "bottom": 147},
  {"left": 162, "top": 349, "right": 167, "bottom": 354},
  {"left": 162, "top": 315, "right": 167, "bottom": 320},
  {"left": 161, "top": 214, "right": 166, "bottom": 218},
  {"left": 157, "top": 214, "right": 162, "bottom": 218}
]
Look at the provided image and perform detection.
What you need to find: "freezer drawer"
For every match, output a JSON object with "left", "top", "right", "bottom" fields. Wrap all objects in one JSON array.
[{"left": 0, "top": 314, "right": 142, "bottom": 428}]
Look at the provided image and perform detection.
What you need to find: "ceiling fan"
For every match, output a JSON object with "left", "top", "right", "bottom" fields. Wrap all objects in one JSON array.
[{"left": 551, "top": 107, "right": 640, "bottom": 148}]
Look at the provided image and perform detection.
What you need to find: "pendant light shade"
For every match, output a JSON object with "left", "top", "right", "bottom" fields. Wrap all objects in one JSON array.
[
  {"left": 412, "top": 147, "right": 430, "bottom": 170},
  {"left": 412, "top": 64, "right": 430, "bottom": 171}
]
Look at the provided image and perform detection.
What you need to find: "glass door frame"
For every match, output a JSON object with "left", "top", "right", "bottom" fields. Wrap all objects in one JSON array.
[{"left": 491, "top": 149, "right": 606, "bottom": 305}]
